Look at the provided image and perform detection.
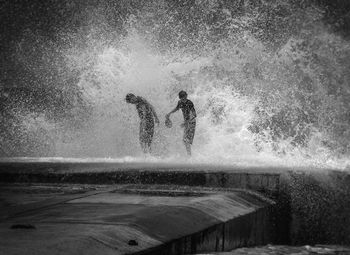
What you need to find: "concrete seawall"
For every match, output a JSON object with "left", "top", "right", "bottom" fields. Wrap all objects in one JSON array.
[
  {"left": 0, "top": 161, "right": 280, "bottom": 198},
  {"left": 1, "top": 160, "right": 349, "bottom": 250},
  {"left": 0, "top": 184, "right": 275, "bottom": 255}
]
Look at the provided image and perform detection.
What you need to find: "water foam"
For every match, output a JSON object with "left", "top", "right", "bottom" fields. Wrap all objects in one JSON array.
[{"left": 2, "top": 1, "right": 349, "bottom": 170}]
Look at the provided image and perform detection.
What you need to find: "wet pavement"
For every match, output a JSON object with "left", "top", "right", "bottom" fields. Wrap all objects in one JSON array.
[
  {"left": 0, "top": 183, "right": 275, "bottom": 255},
  {"left": 1, "top": 160, "right": 349, "bottom": 254}
]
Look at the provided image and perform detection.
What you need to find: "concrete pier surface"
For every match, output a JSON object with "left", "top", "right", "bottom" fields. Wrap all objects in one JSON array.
[
  {"left": 1, "top": 158, "right": 349, "bottom": 254},
  {"left": 0, "top": 157, "right": 285, "bottom": 198},
  {"left": 0, "top": 183, "right": 274, "bottom": 255}
]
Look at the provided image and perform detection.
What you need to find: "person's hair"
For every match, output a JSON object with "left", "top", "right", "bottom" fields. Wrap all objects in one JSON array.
[
  {"left": 178, "top": 90, "right": 187, "bottom": 99},
  {"left": 125, "top": 93, "right": 135, "bottom": 102}
]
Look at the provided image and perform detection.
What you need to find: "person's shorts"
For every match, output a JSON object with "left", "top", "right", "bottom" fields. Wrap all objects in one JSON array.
[
  {"left": 183, "top": 121, "right": 196, "bottom": 144},
  {"left": 139, "top": 121, "right": 154, "bottom": 145}
]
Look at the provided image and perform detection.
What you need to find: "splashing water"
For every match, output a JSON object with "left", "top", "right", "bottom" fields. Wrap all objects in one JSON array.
[{"left": 1, "top": 0, "right": 349, "bottom": 170}]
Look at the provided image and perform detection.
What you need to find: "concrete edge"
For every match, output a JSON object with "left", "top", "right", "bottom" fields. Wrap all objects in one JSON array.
[{"left": 0, "top": 170, "right": 280, "bottom": 199}]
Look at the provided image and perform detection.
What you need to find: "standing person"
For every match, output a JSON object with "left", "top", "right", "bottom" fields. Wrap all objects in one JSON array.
[
  {"left": 125, "top": 93, "right": 159, "bottom": 154},
  {"left": 166, "top": 91, "right": 196, "bottom": 156}
]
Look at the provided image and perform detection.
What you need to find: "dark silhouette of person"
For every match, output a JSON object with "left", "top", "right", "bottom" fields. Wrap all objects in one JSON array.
[
  {"left": 125, "top": 93, "right": 159, "bottom": 154},
  {"left": 166, "top": 91, "right": 196, "bottom": 156}
]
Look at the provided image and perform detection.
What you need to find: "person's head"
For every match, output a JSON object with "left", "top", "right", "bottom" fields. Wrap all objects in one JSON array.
[
  {"left": 125, "top": 93, "right": 137, "bottom": 104},
  {"left": 178, "top": 90, "right": 187, "bottom": 102}
]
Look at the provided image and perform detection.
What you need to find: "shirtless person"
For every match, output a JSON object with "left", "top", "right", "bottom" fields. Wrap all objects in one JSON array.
[
  {"left": 125, "top": 93, "right": 159, "bottom": 154},
  {"left": 166, "top": 91, "right": 196, "bottom": 156}
]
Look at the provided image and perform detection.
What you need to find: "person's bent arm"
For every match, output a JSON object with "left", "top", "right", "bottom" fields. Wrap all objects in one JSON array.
[
  {"left": 189, "top": 108, "right": 197, "bottom": 122},
  {"left": 149, "top": 104, "right": 159, "bottom": 124},
  {"left": 166, "top": 105, "right": 179, "bottom": 118}
]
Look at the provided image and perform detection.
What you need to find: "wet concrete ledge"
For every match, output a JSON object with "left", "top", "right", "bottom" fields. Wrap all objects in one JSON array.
[
  {"left": 0, "top": 161, "right": 281, "bottom": 198},
  {"left": 0, "top": 184, "right": 275, "bottom": 255},
  {"left": 1, "top": 160, "right": 349, "bottom": 246}
]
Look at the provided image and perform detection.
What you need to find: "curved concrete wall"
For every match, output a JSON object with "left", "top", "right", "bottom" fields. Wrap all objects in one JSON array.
[{"left": 0, "top": 161, "right": 349, "bottom": 246}]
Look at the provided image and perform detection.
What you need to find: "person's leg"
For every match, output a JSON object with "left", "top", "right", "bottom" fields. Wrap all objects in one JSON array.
[
  {"left": 141, "top": 121, "right": 154, "bottom": 155},
  {"left": 146, "top": 141, "right": 152, "bottom": 154},
  {"left": 184, "top": 141, "right": 191, "bottom": 156},
  {"left": 140, "top": 141, "right": 148, "bottom": 154},
  {"left": 146, "top": 121, "right": 154, "bottom": 154},
  {"left": 141, "top": 138, "right": 151, "bottom": 154},
  {"left": 183, "top": 122, "right": 195, "bottom": 156},
  {"left": 139, "top": 122, "right": 148, "bottom": 154}
]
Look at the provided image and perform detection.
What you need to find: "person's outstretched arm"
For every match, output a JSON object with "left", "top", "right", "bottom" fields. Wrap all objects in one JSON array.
[{"left": 166, "top": 103, "right": 180, "bottom": 118}]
